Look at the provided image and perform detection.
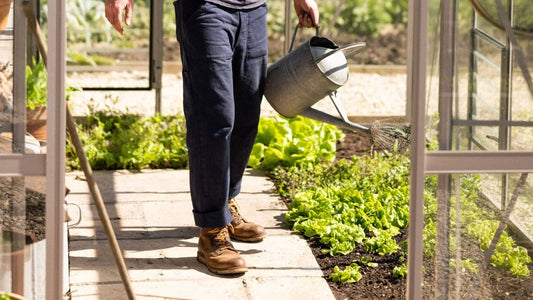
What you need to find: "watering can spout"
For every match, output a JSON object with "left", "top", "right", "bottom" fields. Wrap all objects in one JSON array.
[
  {"left": 299, "top": 107, "right": 370, "bottom": 134},
  {"left": 299, "top": 90, "right": 370, "bottom": 134}
]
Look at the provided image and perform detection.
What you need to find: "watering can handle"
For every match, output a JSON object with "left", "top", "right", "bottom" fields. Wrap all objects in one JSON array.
[
  {"left": 289, "top": 25, "right": 320, "bottom": 52},
  {"left": 313, "top": 42, "right": 366, "bottom": 64}
]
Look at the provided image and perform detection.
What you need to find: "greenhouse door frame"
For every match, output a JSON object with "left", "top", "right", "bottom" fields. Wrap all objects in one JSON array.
[
  {"left": 0, "top": 0, "right": 66, "bottom": 299},
  {"left": 75, "top": 0, "right": 164, "bottom": 114},
  {"left": 407, "top": 0, "right": 533, "bottom": 299}
]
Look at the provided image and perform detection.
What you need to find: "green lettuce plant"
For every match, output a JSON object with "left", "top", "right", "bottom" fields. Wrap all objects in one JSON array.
[
  {"left": 248, "top": 116, "right": 343, "bottom": 170},
  {"left": 329, "top": 263, "right": 363, "bottom": 283}
]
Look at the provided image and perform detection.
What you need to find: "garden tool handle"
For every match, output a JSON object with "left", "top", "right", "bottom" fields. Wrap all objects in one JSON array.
[
  {"left": 22, "top": 1, "right": 47, "bottom": 66},
  {"left": 288, "top": 25, "right": 320, "bottom": 52}
]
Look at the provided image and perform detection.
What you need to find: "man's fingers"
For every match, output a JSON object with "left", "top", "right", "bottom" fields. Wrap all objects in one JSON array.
[
  {"left": 113, "top": 22, "right": 124, "bottom": 35},
  {"left": 105, "top": 5, "right": 124, "bottom": 34},
  {"left": 294, "top": 0, "right": 320, "bottom": 28},
  {"left": 308, "top": 9, "right": 319, "bottom": 27},
  {"left": 304, "top": 1, "right": 319, "bottom": 27},
  {"left": 124, "top": 10, "right": 132, "bottom": 26},
  {"left": 105, "top": 0, "right": 133, "bottom": 35},
  {"left": 124, "top": 1, "right": 133, "bottom": 26},
  {"left": 298, "top": 13, "right": 316, "bottom": 28},
  {"left": 108, "top": 12, "right": 124, "bottom": 35}
]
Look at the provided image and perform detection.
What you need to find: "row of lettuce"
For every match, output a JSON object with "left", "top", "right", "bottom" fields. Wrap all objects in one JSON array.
[{"left": 67, "top": 113, "right": 531, "bottom": 283}]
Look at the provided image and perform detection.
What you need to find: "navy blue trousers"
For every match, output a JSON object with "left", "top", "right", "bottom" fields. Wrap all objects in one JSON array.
[{"left": 174, "top": 0, "right": 268, "bottom": 228}]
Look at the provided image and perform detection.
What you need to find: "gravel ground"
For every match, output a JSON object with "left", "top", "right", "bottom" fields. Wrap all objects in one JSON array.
[{"left": 67, "top": 65, "right": 408, "bottom": 120}]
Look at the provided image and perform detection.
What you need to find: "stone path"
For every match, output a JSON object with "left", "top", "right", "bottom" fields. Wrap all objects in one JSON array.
[{"left": 66, "top": 169, "right": 335, "bottom": 300}]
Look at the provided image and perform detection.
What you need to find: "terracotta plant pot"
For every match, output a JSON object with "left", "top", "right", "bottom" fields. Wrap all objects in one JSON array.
[
  {"left": 26, "top": 106, "right": 47, "bottom": 141},
  {"left": 0, "top": 0, "right": 13, "bottom": 31}
]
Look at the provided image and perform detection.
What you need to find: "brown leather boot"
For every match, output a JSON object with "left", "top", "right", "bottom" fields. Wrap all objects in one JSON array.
[
  {"left": 227, "top": 198, "right": 267, "bottom": 242},
  {"left": 197, "top": 227, "right": 247, "bottom": 275}
]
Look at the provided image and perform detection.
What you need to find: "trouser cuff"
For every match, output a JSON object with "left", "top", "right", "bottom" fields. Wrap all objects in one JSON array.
[{"left": 193, "top": 206, "right": 232, "bottom": 228}]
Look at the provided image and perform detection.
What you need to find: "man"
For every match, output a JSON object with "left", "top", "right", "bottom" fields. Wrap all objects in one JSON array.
[{"left": 105, "top": 0, "right": 319, "bottom": 275}]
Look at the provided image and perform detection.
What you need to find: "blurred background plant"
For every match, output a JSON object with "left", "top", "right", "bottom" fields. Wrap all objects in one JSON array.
[{"left": 35, "top": 0, "right": 410, "bottom": 62}]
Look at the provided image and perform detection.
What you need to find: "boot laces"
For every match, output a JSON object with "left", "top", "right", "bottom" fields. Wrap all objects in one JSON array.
[
  {"left": 212, "top": 227, "right": 234, "bottom": 252},
  {"left": 228, "top": 198, "right": 247, "bottom": 224}
]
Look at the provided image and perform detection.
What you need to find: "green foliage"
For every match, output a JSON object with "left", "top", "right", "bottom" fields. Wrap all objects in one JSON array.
[
  {"left": 66, "top": 0, "right": 111, "bottom": 45},
  {"left": 450, "top": 258, "right": 479, "bottom": 274},
  {"left": 26, "top": 57, "right": 80, "bottom": 109},
  {"left": 26, "top": 58, "right": 47, "bottom": 110},
  {"left": 321, "top": 0, "right": 408, "bottom": 37},
  {"left": 263, "top": 113, "right": 531, "bottom": 280},
  {"left": 335, "top": 0, "right": 401, "bottom": 36},
  {"left": 266, "top": 0, "right": 286, "bottom": 37},
  {"left": 422, "top": 218, "right": 437, "bottom": 258},
  {"left": 473, "top": 0, "right": 533, "bottom": 33},
  {"left": 329, "top": 263, "right": 362, "bottom": 283},
  {"left": 249, "top": 116, "right": 343, "bottom": 171},
  {"left": 66, "top": 99, "right": 188, "bottom": 170},
  {"left": 365, "top": 227, "right": 401, "bottom": 255},
  {"left": 465, "top": 220, "right": 531, "bottom": 277},
  {"left": 51, "top": 0, "right": 408, "bottom": 54},
  {"left": 355, "top": 256, "right": 378, "bottom": 268},
  {"left": 422, "top": 174, "right": 532, "bottom": 278},
  {"left": 280, "top": 152, "right": 410, "bottom": 256},
  {"left": 0, "top": 293, "right": 11, "bottom": 300},
  {"left": 64, "top": 0, "right": 175, "bottom": 47},
  {"left": 392, "top": 264, "right": 407, "bottom": 278},
  {"left": 67, "top": 52, "right": 115, "bottom": 66},
  {"left": 266, "top": 0, "right": 408, "bottom": 37}
]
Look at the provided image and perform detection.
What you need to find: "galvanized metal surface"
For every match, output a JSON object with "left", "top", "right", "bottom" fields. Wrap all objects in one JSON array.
[{"left": 265, "top": 36, "right": 347, "bottom": 118}]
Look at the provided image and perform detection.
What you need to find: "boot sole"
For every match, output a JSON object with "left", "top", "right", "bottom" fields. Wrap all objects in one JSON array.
[
  {"left": 229, "top": 232, "right": 267, "bottom": 243},
  {"left": 197, "top": 252, "right": 248, "bottom": 275}
]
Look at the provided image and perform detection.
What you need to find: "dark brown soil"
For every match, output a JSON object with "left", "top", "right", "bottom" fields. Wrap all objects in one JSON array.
[
  {"left": 0, "top": 177, "right": 46, "bottom": 242},
  {"left": 267, "top": 25, "right": 407, "bottom": 66},
  {"left": 311, "top": 228, "right": 407, "bottom": 300},
  {"left": 298, "top": 130, "right": 533, "bottom": 300},
  {"left": 321, "top": 130, "right": 407, "bottom": 300}
]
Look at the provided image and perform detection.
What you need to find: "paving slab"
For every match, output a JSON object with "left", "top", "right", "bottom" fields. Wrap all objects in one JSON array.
[{"left": 66, "top": 169, "right": 335, "bottom": 300}]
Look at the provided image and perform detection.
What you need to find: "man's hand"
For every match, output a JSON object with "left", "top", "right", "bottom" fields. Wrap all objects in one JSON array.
[
  {"left": 105, "top": 0, "right": 134, "bottom": 35},
  {"left": 293, "top": 0, "right": 319, "bottom": 28}
]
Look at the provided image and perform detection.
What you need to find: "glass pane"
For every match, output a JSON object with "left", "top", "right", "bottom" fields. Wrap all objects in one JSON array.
[
  {"left": 0, "top": 176, "right": 47, "bottom": 298},
  {"left": 61, "top": 0, "right": 151, "bottom": 89},
  {"left": 1, "top": 0, "right": 12, "bottom": 154},
  {"left": 0, "top": 59, "right": 12, "bottom": 154},
  {"left": 511, "top": 41, "right": 533, "bottom": 123},
  {"left": 423, "top": 173, "right": 533, "bottom": 298}
]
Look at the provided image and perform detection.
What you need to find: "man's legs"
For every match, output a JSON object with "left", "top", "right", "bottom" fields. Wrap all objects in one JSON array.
[
  {"left": 176, "top": 0, "right": 237, "bottom": 228},
  {"left": 227, "top": 5, "right": 269, "bottom": 242},
  {"left": 174, "top": 0, "right": 267, "bottom": 274},
  {"left": 228, "top": 4, "right": 268, "bottom": 200}
]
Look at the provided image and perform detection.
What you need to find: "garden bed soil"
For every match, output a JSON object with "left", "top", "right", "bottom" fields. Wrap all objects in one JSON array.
[
  {"left": 161, "top": 24, "right": 408, "bottom": 66},
  {"left": 0, "top": 177, "right": 46, "bottom": 242},
  {"left": 297, "top": 130, "right": 533, "bottom": 300}
]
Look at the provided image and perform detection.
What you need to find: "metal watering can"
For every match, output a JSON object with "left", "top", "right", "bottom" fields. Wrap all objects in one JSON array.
[{"left": 264, "top": 27, "right": 370, "bottom": 133}]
